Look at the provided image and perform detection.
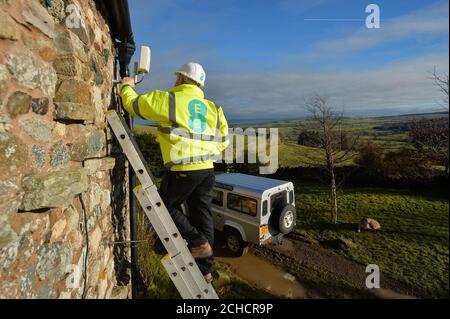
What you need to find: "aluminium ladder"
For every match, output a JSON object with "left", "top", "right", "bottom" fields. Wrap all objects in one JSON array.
[{"left": 106, "top": 110, "right": 218, "bottom": 299}]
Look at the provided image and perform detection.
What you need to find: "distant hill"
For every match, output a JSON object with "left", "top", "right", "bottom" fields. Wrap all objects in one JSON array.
[
  {"left": 374, "top": 111, "right": 448, "bottom": 119},
  {"left": 228, "top": 111, "right": 448, "bottom": 126},
  {"left": 133, "top": 110, "right": 448, "bottom": 153}
]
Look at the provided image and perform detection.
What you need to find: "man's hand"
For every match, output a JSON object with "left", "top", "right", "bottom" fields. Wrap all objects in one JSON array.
[{"left": 122, "top": 77, "right": 135, "bottom": 88}]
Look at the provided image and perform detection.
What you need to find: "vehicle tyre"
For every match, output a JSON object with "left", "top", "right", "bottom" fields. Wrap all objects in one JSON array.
[
  {"left": 278, "top": 205, "right": 296, "bottom": 234},
  {"left": 224, "top": 229, "right": 249, "bottom": 257}
]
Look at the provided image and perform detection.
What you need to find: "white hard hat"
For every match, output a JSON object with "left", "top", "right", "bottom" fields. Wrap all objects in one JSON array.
[{"left": 175, "top": 62, "right": 206, "bottom": 87}]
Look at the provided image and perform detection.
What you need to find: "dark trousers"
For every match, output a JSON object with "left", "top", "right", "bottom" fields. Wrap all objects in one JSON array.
[{"left": 159, "top": 168, "right": 215, "bottom": 275}]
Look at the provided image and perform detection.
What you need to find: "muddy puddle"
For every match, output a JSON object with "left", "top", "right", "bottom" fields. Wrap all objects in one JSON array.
[
  {"left": 216, "top": 253, "right": 308, "bottom": 298},
  {"left": 216, "top": 238, "right": 416, "bottom": 299}
]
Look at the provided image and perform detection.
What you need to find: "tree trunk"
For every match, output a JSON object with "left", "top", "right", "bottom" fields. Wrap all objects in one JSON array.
[{"left": 330, "top": 169, "right": 338, "bottom": 224}]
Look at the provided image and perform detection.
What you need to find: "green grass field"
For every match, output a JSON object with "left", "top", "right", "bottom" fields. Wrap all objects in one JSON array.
[
  {"left": 134, "top": 112, "right": 448, "bottom": 299},
  {"left": 293, "top": 181, "right": 449, "bottom": 298},
  {"left": 243, "top": 112, "right": 447, "bottom": 149},
  {"left": 137, "top": 182, "right": 449, "bottom": 299},
  {"left": 264, "top": 114, "right": 448, "bottom": 298},
  {"left": 278, "top": 142, "right": 356, "bottom": 168}
]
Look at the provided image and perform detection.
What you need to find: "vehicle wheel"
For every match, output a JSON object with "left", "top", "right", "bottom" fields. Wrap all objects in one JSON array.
[
  {"left": 225, "top": 229, "right": 248, "bottom": 257},
  {"left": 278, "top": 205, "right": 296, "bottom": 234}
]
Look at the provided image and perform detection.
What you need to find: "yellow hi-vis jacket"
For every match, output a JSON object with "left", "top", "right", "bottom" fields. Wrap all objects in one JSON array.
[{"left": 120, "top": 83, "right": 230, "bottom": 171}]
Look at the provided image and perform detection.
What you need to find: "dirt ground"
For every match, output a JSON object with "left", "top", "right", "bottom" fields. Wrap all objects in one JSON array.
[{"left": 215, "top": 234, "right": 417, "bottom": 299}]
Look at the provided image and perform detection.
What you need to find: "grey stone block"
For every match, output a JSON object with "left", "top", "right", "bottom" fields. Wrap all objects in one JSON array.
[{"left": 20, "top": 168, "right": 89, "bottom": 210}]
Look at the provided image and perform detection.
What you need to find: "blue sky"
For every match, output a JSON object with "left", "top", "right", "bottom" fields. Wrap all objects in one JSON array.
[{"left": 128, "top": 0, "right": 449, "bottom": 122}]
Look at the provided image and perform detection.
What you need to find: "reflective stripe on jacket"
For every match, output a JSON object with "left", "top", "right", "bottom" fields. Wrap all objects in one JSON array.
[{"left": 120, "top": 83, "right": 229, "bottom": 171}]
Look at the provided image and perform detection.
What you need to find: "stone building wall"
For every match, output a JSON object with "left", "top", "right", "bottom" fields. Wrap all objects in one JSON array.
[{"left": 0, "top": 0, "right": 130, "bottom": 298}]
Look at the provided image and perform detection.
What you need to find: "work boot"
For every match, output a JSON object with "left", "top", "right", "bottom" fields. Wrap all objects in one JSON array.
[
  {"left": 204, "top": 273, "right": 213, "bottom": 284},
  {"left": 190, "top": 242, "right": 213, "bottom": 259}
]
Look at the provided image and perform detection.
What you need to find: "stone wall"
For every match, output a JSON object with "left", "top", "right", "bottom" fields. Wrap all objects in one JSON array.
[{"left": 0, "top": 0, "right": 130, "bottom": 298}]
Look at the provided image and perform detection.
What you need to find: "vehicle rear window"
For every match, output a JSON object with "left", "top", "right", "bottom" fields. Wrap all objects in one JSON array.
[
  {"left": 227, "top": 193, "right": 257, "bottom": 217},
  {"left": 270, "top": 190, "right": 287, "bottom": 213},
  {"left": 212, "top": 189, "right": 223, "bottom": 206},
  {"left": 262, "top": 200, "right": 268, "bottom": 216}
]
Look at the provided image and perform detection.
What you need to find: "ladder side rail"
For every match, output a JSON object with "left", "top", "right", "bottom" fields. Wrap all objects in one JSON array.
[{"left": 106, "top": 111, "right": 155, "bottom": 188}]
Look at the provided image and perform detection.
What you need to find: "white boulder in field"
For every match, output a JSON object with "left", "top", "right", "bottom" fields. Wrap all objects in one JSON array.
[{"left": 357, "top": 218, "right": 381, "bottom": 232}]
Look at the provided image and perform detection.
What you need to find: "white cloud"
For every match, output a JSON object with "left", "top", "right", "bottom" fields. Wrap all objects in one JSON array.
[
  {"left": 302, "top": 1, "right": 449, "bottom": 60},
  {"left": 136, "top": 51, "right": 448, "bottom": 120},
  {"left": 205, "top": 52, "right": 449, "bottom": 120}
]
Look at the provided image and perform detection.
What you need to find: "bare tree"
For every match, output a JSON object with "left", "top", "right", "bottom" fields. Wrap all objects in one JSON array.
[
  {"left": 407, "top": 68, "right": 450, "bottom": 174},
  {"left": 409, "top": 120, "right": 449, "bottom": 174},
  {"left": 303, "top": 93, "right": 358, "bottom": 224},
  {"left": 429, "top": 68, "right": 449, "bottom": 109}
]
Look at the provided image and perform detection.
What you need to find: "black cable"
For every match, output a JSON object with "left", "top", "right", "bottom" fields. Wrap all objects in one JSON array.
[
  {"left": 79, "top": 193, "right": 89, "bottom": 299},
  {"left": 135, "top": 74, "right": 145, "bottom": 85}
]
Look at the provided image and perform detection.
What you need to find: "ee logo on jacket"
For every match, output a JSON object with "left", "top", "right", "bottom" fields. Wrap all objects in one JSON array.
[{"left": 188, "top": 99, "right": 207, "bottom": 133}]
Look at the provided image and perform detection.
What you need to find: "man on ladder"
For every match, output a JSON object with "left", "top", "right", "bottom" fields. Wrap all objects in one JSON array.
[{"left": 120, "top": 62, "right": 229, "bottom": 283}]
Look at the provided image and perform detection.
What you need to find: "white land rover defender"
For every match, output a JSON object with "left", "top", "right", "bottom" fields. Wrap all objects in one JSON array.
[{"left": 211, "top": 173, "right": 296, "bottom": 256}]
